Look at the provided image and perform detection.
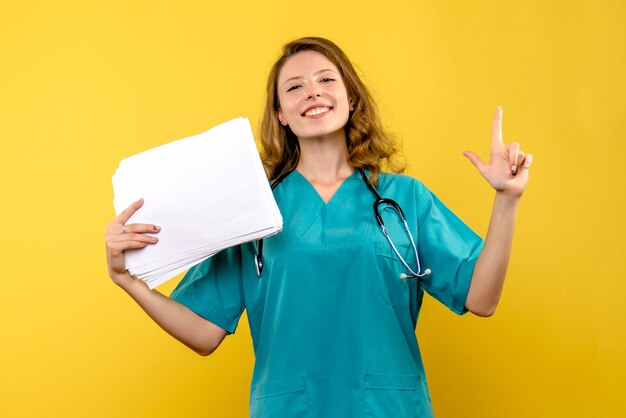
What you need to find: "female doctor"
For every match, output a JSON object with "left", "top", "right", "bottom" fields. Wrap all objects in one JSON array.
[{"left": 105, "top": 37, "right": 532, "bottom": 417}]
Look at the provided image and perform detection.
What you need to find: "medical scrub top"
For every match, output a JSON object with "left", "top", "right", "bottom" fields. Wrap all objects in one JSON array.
[{"left": 171, "top": 171, "right": 483, "bottom": 418}]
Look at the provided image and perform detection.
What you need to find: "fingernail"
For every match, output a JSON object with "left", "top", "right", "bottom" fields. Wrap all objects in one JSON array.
[
  {"left": 153, "top": 226, "right": 160, "bottom": 231},
  {"left": 511, "top": 165, "right": 517, "bottom": 175}
]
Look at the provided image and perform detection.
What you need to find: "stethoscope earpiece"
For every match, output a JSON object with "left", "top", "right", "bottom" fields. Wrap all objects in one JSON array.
[{"left": 399, "top": 268, "right": 431, "bottom": 280}]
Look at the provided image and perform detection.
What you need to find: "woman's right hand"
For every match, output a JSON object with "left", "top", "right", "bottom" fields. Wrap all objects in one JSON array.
[
  {"left": 105, "top": 198, "right": 161, "bottom": 287},
  {"left": 104, "top": 198, "right": 226, "bottom": 355}
]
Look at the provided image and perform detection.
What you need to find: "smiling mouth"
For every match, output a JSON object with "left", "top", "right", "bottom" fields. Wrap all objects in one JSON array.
[{"left": 302, "top": 106, "right": 331, "bottom": 117}]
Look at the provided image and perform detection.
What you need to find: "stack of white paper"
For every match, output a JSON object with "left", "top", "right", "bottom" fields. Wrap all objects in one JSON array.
[{"left": 112, "top": 117, "right": 282, "bottom": 288}]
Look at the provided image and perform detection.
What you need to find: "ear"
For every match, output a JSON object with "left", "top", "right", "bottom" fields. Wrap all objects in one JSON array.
[
  {"left": 277, "top": 109, "right": 288, "bottom": 126},
  {"left": 349, "top": 99, "right": 355, "bottom": 111}
]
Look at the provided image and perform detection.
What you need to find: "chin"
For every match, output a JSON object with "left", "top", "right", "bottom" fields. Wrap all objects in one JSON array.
[{"left": 294, "top": 122, "right": 349, "bottom": 141}]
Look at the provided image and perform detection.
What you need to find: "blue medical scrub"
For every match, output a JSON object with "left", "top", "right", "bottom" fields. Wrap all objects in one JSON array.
[{"left": 171, "top": 171, "right": 483, "bottom": 418}]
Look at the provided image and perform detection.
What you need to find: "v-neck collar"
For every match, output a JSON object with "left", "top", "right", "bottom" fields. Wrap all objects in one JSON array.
[
  {"left": 291, "top": 169, "right": 360, "bottom": 206},
  {"left": 274, "top": 169, "right": 371, "bottom": 246}
]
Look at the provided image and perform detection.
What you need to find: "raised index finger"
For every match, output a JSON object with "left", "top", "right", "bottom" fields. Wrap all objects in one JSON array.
[
  {"left": 116, "top": 198, "right": 144, "bottom": 224},
  {"left": 492, "top": 106, "right": 503, "bottom": 149}
]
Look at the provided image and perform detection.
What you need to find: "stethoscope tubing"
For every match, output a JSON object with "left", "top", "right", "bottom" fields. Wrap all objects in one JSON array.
[
  {"left": 254, "top": 169, "right": 430, "bottom": 279},
  {"left": 361, "top": 170, "right": 429, "bottom": 279}
]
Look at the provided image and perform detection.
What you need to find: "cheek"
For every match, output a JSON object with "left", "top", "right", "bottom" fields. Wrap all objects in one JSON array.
[
  {"left": 277, "top": 96, "right": 293, "bottom": 125},
  {"left": 279, "top": 98, "right": 299, "bottom": 119},
  {"left": 334, "top": 88, "right": 351, "bottom": 108}
]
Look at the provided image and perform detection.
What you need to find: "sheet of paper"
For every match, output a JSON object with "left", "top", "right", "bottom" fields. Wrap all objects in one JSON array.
[{"left": 112, "top": 117, "right": 282, "bottom": 288}]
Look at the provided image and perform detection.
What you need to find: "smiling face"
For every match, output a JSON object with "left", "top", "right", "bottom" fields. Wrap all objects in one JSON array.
[{"left": 276, "top": 50, "right": 354, "bottom": 142}]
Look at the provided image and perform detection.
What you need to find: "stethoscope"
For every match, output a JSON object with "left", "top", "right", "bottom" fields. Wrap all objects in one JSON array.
[{"left": 254, "top": 169, "right": 431, "bottom": 279}]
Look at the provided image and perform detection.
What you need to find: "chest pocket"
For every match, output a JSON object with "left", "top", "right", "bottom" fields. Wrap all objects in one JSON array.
[
  {"left": 375, "top": 241, "right": 416, "bottom": 308},
  {"left": 372, "top": 205, "right": 419, "bottom": 308}
]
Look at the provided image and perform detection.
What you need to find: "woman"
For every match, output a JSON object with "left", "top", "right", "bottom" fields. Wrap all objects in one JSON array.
[{"left": 105, "top": 37, "right": 532, "bottom": 417}]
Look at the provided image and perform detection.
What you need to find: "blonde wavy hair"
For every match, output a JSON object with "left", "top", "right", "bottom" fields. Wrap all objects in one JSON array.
[{"left": 259, "top": 37, "right": 404, "bottom": 186}]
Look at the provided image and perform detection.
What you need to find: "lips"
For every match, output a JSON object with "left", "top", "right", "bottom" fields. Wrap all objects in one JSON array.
[{"left": 301, "top": 105, "right": 332, "bottom": 117}]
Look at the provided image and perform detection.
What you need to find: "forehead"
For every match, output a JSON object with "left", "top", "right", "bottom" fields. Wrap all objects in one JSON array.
[{"left": 278, "top": 50, "right": 340, "bottom": 83}]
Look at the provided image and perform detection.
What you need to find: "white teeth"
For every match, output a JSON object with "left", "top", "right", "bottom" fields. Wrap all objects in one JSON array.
[{"left": 304, "top": 107, "right": 330, "bottom": 116}]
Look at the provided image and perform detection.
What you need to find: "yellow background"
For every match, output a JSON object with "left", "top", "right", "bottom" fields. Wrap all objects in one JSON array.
[{"left": 1, "top": 0, "right": 624, "bottom": 417}]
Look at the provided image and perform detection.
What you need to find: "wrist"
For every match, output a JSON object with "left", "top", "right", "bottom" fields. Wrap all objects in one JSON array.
[
  {"left": 110, "top": 269, "right": 144, "bottom": 290},
  {"left": 494, "top": 190, "right": 521, "bottom": 205}
]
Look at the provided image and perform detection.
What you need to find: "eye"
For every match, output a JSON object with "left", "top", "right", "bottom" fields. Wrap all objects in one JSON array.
[
  {"left": 320, "top": 77, "right": 335, "bottom": 83},
  {"left": 286, "top": 84, "right": 301, "bottom": 92}
]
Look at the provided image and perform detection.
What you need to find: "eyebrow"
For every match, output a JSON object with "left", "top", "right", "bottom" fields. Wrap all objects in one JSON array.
[{"left": 281, "top": 68, "right": 338, "bottom": 86}]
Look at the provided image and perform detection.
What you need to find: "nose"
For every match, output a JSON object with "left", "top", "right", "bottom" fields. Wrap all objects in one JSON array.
[{"left": 306, "top": 87, "right": 322, "bottom": 99}]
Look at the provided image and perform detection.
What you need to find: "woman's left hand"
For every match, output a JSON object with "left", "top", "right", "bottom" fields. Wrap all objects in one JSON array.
[{"left": 463, "top": 107, "right": 533, "bottom": 197}]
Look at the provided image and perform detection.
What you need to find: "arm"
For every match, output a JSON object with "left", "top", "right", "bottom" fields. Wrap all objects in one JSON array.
[
  {"left": 462, "top": 107, "right": 533, "bottom": 317},
  {"left": 105, "top": 199, "right": 227, "bottom": 355}
]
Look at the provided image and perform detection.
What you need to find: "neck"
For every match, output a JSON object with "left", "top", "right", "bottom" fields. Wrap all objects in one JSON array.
[{"left": 296, "top": 132, "right": 353, "bottom": 184}]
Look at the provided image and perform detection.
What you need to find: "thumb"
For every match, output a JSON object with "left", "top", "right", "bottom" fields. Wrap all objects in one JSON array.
[{"left": 463, "top": 151, "right": 488, "bottom": 174}]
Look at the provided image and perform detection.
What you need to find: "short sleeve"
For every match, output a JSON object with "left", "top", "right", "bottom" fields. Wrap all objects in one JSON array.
[
  {"left": 414, "top": 182, "right": 484, "bottom": 315},
  {"left": 170, "top": 246, "right": 245, "bottom": 334}
]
